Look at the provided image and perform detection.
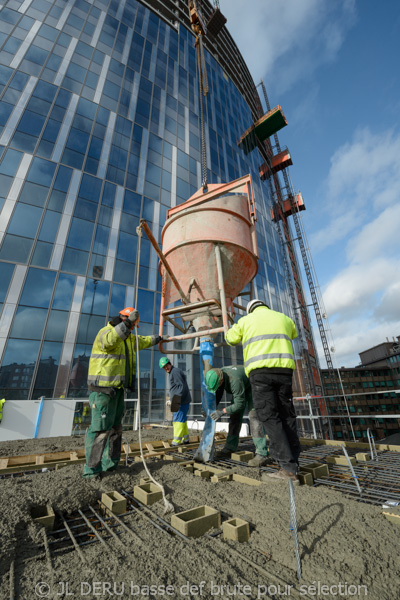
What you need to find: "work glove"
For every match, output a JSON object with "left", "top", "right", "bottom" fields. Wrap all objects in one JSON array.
[
  {"left": 127, "top": 309, "right": 139, "bottom": 328},
  {"left": 153, "top": 335, "right": 170, "bottom": 344},
  {"left": 210, "top": 409, "right": 224, "bottom": 422}
]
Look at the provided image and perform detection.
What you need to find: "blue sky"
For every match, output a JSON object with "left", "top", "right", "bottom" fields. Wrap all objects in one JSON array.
[{"left": 221, "top": 0, "right": 400, "bottom": 368}]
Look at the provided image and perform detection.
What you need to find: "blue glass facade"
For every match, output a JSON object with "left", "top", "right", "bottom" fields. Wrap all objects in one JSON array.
[{"left": 0, "top": 0, "right": 303, "bottom": 416}]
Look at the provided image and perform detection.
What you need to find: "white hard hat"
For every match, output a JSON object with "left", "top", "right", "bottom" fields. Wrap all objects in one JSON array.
[{"left": 246, "top": 299, "right": 268, "bottom": 314}]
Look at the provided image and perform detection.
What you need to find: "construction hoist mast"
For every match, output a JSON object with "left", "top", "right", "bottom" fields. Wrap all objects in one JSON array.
[{"left": 258, "top": 80, "right": 350, "bottom": 439}]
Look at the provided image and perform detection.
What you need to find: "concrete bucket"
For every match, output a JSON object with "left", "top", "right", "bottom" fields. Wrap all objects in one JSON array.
[{"left": 157, "top": 174, "right": 258, "bottom": 340}]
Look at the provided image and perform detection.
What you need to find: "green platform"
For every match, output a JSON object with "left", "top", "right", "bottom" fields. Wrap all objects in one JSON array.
[{"left": 238, "top": 106, "right": 287, "bottom": 155}]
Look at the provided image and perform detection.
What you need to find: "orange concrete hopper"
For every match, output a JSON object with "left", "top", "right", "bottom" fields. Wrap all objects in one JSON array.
[{"left": 151, "top": 175, "right": 258, "bottom": 347}]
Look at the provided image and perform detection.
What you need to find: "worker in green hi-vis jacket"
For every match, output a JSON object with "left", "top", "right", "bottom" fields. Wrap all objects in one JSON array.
[
  {"left": 205, "top": 366, "right": 272, "bottom": 467},
  {"left": 0, "top": 398, "right": 5, "bottom": 424}
]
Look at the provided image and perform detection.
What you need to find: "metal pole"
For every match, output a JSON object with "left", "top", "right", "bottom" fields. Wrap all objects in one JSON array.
[
  {"left": 306, "top": 394, "right": 317, "bottom": 440},
  {"left": 139, "top": 219, "right": 189, "bottom": 305},
  {"left": 214, "top": 244, "right": 229, "bottom": 333}
]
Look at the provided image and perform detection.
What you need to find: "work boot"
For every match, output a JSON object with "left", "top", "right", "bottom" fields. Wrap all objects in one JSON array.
[
  {"left": 214, "top": 447, "right": 232, "bottom": 459},
  {"left": 261, "top": 469, "right": 300, "bottom": 485},
  {"left": 247, "top": 454, "right": 274, "bottom": 467}
]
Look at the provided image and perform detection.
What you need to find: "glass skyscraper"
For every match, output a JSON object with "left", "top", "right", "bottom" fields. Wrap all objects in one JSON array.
[{"left": 0, "top": 0, "right": 316, "bottom": 419}]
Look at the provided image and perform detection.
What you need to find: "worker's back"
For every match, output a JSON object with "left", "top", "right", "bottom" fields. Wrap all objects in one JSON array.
[{"left": 226, "top": 306, "right": 297, "bottom": 375}]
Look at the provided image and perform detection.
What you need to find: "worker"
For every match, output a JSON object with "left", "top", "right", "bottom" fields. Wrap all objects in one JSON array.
[
  {"left": 0, "top": 398, "right": 5, "bottom": 424},
  {"left": 204, "top": 366, "right": 271, "bottom": 467},
  {"left": 159, "top": 357, "right": 191, "bottom": 446},
  {"left": 225, "top": 299, "right": 301, "bottom": 483},
  {"left": 83, "top": 307, "right": 168, "bottom": 479}
]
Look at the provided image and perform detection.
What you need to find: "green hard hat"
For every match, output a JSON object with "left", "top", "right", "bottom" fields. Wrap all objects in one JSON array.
[
  {"left": 205, "top": 369, "right": 220, "bottom": 393},
  {"left": 159, "top": 357, "right": 170, "bottom": 368}
]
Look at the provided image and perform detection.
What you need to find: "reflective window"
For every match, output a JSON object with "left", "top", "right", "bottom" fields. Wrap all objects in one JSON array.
[
  {"left": 114, "top": 259, "right": 135, "bottom": 285},
  {"left": 31, "top": 241, "right": 53, "bottom": 268},
  {"left": 45, "top": 309, "right": 69, "bottom": 341},
  {"left": 0, "top": 262, "right": 15, "bottom": 302},
  {"left": 79, "top": 173, "right": 102, "bottom": 202},
  {"left": 38, "top": 210, "right": 61, "bottom": 243},
  {"left": 0, "top": 235, "right": 33, "bottom": 263},
  {"left": 76, "top": 314, "right": 106, "bottom": 345},
  {"left": 123, "top": 190, "right": 141, "bottom": 216},
  {"left": 67, "top": 218, "right": 94, "bottom": 251},
  {"left": 82, "top": 279, "right": 110, "bottom": 315},
  {"left": 18, "top": 182, "right": 48, "bottom": 208},
  {"left": 47, "top": 190, "right": 66, "bottom": 212},
  {"left": 33, "top": 341, "right": 62, "bottom": 399},
  {"left": 137, "top": 289, "right": 154, "bottom": 323},
  {"left": 0, "top": 339, "right": 40, "bottom": 400},
  {"left": 10, "top": 306, "right": 48, "bottom": 339},
  {"left": 74, "top": 197, "right": 98, "bottom": 221},
  {"left": 7, "top": 203, "right": 42, "bottom": 239},
  {"left": 92, "top": 224, "right": 110, "bottom": 255},
  {"left": 0, "top": 149, "right": 23, "bottom": 176},
  {"left": 68, "top": 346, "right": 90, "bottom": 396},
  {"left": 52, "top": 273, "right": 75, "bottom": 310},
  {"left": 116, "top": 231, "right": 136, "bottom": 262},
  {"left": 19, "top": 267, "right": 56, "bottom": 308},
  {"left": 109, "top": 283, "right": 126, "bottom": 317},
  {"left": 61, "top": 248, "right": 89, "bottom": 275}
]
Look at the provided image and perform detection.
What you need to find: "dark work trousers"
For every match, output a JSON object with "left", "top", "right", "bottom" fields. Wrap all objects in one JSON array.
[
  {"left": 83, "top": 388, "right": 125, "bottom": 478},
  {"left": 249, "top": 371, "right": 301, "bottom": 474}
]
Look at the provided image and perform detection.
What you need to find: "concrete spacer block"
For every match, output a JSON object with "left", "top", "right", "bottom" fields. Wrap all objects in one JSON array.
[
  {"left": 301, "top": 462, "right": 329, "bottom": 479},
  {"left": 298, "top": 471, "right": 313, "bottom": 486},
  {"left": 184, "top": 465, "right": 195, "bottom": 473},
  {"left": 222, "top": 518, "right": 250, "bottom": 542},
  {"left": 345, "top": 442, "right": 370, "bottom": 450},
  {"left": 382, "top": 507, "right": 400, "bottom": 525},
  {"left": 134, "top": 483, "right": 163, "bottom": 506},
  {"left": 31, "top": 504, "right": 55, "bottom": 531},
  {"left": 232, "top": 473, "right": 261, "bottom": 487},
  {"left": 194, "top": 469, "right": 211, "bottom": 478},
  {"left": 211, "top": 471, "right": 233, "bottom": 483},
  {"left": 171, "top": 505, "right": 221, "bottom": 538},
  {"left": 101, "top": 491, "right": 127, "bottom": 515},
  {"left": 139, "top": 477, "right": 152, "bottom": 485},
  {"left": 356, "top": 452, "right": 371, "bottom": 462},
  {"left": 231, "top": 451, "right": 254, "bottom": 462},
  {"left": 326, "top": 455, "right": 357, "bottom": 466},
  {"left": 387, "top": 444, "right": 400, "bottom": 452}
]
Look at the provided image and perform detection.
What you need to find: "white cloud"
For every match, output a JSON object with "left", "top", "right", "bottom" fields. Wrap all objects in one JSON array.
[
  {"left": 308, "top": 126, "right": 400, "bottom": 366},
  {"left": 221, "top": 0, "right": 356, "bottom": 94}
]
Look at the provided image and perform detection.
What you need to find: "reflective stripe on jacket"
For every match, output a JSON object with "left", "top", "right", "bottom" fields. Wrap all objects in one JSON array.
[
  {"left": 87, "top": 322, "right": 154, "bottom": 389},
  {"left": 225, "top": 306, "right": 297, "bottom": 376}
]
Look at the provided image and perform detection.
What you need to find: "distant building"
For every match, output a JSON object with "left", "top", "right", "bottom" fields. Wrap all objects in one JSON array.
[{"left": 322, "top": 336, "right": 400, "bottom": 440}]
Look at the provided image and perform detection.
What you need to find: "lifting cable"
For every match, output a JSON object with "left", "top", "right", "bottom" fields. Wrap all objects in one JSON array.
[
  {"left": 132, "top": 224, "right": 174, "bottom": 515},
  {"left": 195, "top": 31, "right": 209, "bottom": 192}
]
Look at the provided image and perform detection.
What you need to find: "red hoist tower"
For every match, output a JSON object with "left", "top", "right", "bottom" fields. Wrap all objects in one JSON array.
[{"left": 237, "top": 79, "right": 351, "bottom": 439}]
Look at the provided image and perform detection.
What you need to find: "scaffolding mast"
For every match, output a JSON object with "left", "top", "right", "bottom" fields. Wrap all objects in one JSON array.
[{"left": 258, "top": 80, "right": 350, "bottom": 439}]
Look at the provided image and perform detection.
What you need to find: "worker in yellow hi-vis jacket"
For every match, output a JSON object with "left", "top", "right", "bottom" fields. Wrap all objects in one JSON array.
[
  {"left": 225, "top": 299, "right": 301, "bottom": 484},
  {"left": 83, "top": 307, "right": 168, "bottom": 479},
  {"left": 0, "top": 398, "right": 5, "bottom": 424}
]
